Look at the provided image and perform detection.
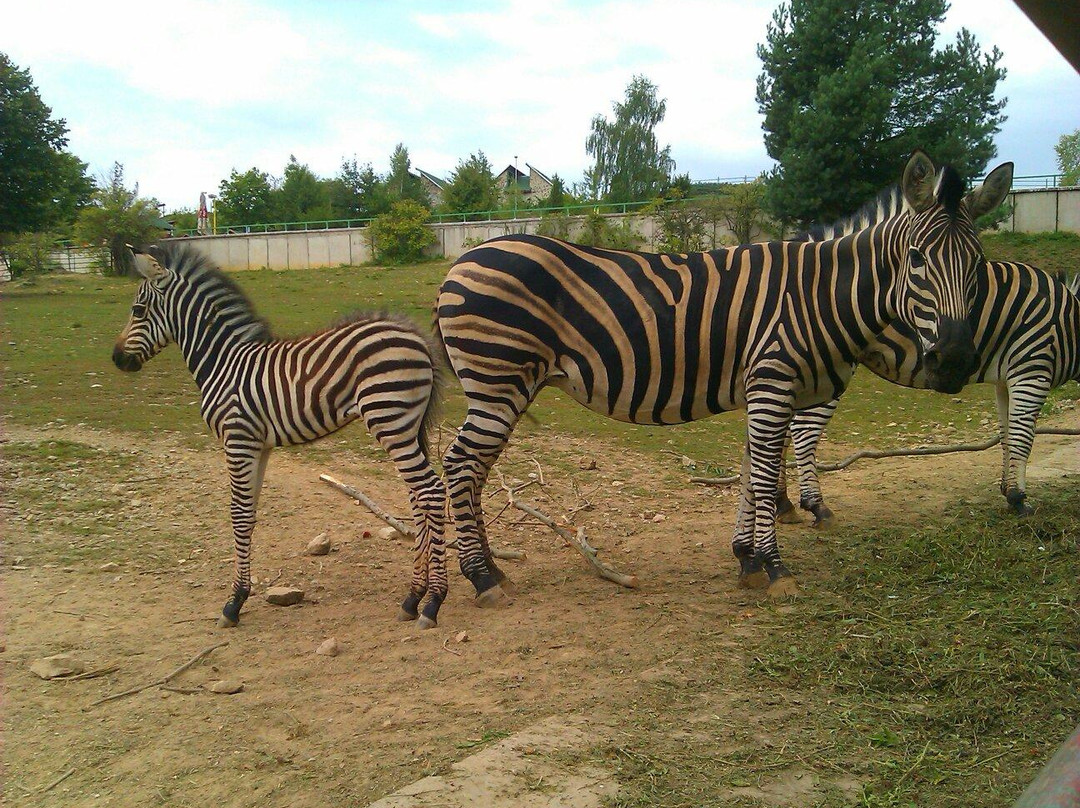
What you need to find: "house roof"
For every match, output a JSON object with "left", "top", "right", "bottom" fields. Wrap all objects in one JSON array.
[
  {"left": 526, "top": 164, "right": 553, "bottom": 185},
  {"left": 413, "top": 169, "right": 446, "bottom": 188}
]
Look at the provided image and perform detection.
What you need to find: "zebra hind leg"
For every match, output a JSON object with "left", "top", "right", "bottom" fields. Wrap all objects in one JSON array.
[
  {"left": 219, "top": 442, "right": 271, "bottom": 628},
  {"left": 734, "top": 444, "right": 769, "bottom": 589}
]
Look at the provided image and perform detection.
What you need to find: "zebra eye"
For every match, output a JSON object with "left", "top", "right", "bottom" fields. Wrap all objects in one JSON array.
[
  {"left": 909, "top": 248, "right": 926, "bottom": 268},
  {"left": 132, "top": 303, "right": 147, "bottom": 319}
]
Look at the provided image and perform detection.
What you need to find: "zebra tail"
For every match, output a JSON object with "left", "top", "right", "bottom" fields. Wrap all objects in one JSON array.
[{"left": 419, "top": 317, "right": 450, "bottom": 460}]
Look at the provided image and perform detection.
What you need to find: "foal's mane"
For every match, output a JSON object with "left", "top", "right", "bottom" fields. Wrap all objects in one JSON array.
[{"left": 150, "top": 242, "right": 273, "bottom": 342}]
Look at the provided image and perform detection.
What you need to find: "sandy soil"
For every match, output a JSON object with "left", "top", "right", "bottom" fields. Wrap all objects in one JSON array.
[{"left": 3, "top": 416, "right": 1077, "bottom": 807}]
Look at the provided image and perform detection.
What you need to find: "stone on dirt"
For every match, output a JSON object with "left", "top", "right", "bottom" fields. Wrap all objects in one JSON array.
[
  {"left": 99, "top": 562, "right": 120, "bottom": 572},
  {"left": 454, "top": 631, "right": 470, "bottom": 644},
  {"left": 30, "top": 653, "right": 86, "bottom": 680},
  {"left": 376, "top": 526, "right": 405, "bottom": 541},
  {"left": 316, "top": 637, "right": 340, "bottom": 656},
  {"left": 306, "top": 533, "right": 332, "bottom": 556},
  {"left": 209, "top": 680, "right": 244, "bottom": 694},
  {"left": 265, "top": 586, "right": 305, "bottom": 606}
]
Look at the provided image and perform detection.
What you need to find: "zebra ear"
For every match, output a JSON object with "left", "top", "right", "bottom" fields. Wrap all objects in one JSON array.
[
  {"left": 901, "top": 150, "right": 938, "bottom": 213},
  {"left": 128, "top": 247, "right": 167, "bottom": 281},
  {"left": 965, "top": 162, "right": 1014, "bottom": 219}
]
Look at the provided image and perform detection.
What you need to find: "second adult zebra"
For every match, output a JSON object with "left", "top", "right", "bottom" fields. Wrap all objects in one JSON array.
[{"left": 436, "top": 150, "right": 1012, "bottom": 602}]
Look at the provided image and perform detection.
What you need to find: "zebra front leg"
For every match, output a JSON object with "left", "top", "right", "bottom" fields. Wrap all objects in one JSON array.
[
  {"left": 1001, "top": 379, "right": 1048, "bottom": 517},
  {"left": 774, "top": 438, "right": 801, "bottom": 525},
  {"left": 399, "top": 471, "right": 448, "bottom": 629},
  {"left": 746, "top": 401, "right": 799, "bottom": 599},
  {"left": 734, "top": 443, "right": 768, "bottom": 589},
  {"left": 791, "top": 401, "right": 837, "bottom": 528},
  {"left": 219, "top": 440, "right": 271, "bottom": 628}
]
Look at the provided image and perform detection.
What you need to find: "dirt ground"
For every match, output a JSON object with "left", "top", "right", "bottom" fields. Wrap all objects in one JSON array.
[{"left": 3, "top": 416, "right": 1077, "bottom": 807}]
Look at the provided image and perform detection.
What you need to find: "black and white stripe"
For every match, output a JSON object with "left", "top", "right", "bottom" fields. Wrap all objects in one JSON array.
[
  {"left": 784, "top": 259, "right": 1080, "bottom": 521},
  {"left": 112, "top": 244, "right": 447, "bottom": 628},
  {"left": 435, "top": 151, "right": 1013, "bottom": 600}
]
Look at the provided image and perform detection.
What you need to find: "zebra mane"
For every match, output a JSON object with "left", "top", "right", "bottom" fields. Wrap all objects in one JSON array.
[
  {"left": 1065, "top": 271, "right": 1080, "bottom": 299},
  {"left": 795, "top": 164, "right": 968, "bottom": 243},
  {"left": 150, "top": 242, "right": 273, "bottom": 343}
]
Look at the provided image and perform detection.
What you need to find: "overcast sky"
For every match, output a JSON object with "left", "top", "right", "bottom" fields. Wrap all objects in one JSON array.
[{"left": 5, "top": 0, "right": 1078, "bottom": 211}]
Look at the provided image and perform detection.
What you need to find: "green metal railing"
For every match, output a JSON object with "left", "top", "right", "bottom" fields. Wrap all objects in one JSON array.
[{"left": 170, "top": 174, "right": 1071, "bottom": 238}]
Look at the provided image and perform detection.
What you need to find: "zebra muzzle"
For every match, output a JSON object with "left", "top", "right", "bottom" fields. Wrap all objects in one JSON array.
[
  {"left": 924, "top": 317, "right": 976, "bottom": 394},
  {"left": 112, "top": 345, "right": 143, "bottom": 372}
]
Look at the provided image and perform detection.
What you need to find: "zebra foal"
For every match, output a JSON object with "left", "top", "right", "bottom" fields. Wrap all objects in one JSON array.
[
  {"left": 112, "top": 244, "right": 447, "bottom": 628},
  {"left": 436, "top": 151, "right": 1012, "bottom": 602}
]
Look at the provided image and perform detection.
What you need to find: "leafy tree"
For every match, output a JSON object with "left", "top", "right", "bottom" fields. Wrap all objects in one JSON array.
[
  {"left": 584, "top": 75, "right": 675, "bottom": 202},
  {"left": 541, "top": 174, "right": 571, "bottom": 209},
  {"left": 1056, "top": 129, "right": 1080, "bottom": 186},
  {"left": 0, "top": 52, "right": 93, "bottom": 238},
  {"left": 329, "top": 157, "right": 389, "bottom": 220},
  {"left": 216, "top": 167, "right": 275, "bottom": 226},
  {"left": 442, "top": 151, "right": 500, "bottom": 219},
  {"left": 279, "top": 155, "right": 330, "bottom": 222},
  {"left": 385, "top": 143, "right": 428, "bottom": 206},
  {"left": 757, "top": 0, "right": 1006, "bottom": 225},
  {"left": 719, "top": 181, "right": 770, "bottom": 243},
  {"left": 74, "top": 163, "right": 162, "bottom": 274},
  {"left": 368, "top": 199, "right": 434, "bottom": 262}
]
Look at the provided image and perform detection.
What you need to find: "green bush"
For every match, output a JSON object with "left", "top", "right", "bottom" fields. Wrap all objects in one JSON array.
[
  {"left": 536, "top": 211, "right": 574, "bottom": 240},
  {"left": 368, "top": 200, "right": 435, "bottom": 263},
  {"left": 0, "top": 232, "right": 60, "bottom": 278},
  {"left": 577, "top": 211, "right": 643, "bottom": 250}
]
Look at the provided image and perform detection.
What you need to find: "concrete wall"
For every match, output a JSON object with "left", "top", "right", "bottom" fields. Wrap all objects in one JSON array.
[
  {"left": 1005, "top": 187, "right": 1080, "bottom": 234},
  {"left": 156, "top": 186, "right": 1080, "bottom": 272}
]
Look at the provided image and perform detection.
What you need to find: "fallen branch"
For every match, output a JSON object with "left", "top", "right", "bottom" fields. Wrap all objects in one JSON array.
[
  {"left": 320, "top": 473, "right": 415, "bottom": 538},
  {"left": 499, "top": 472, "right": 638, "bottom": 589},
  {"left": 38, "top": 768, "right": 75, "bottom": 795},
  {"left": 64, "top": 664, "right": 120, "bottom": 682},
  {"left": 322, "top": 473, "right": 524, "bottom": 560},
  {"left": 690, "top": 426, "right": 1080, "bottom": 486},
  {"left": 84, "top": 641, "right": 229, "bottom": 709}
]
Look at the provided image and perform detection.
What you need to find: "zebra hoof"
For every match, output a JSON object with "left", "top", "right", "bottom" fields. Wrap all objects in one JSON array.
[
  {"left": 812, "top": 509, "right": 837, "bottom": 530},
  {"left": 767, "top": 576, "right": 800, "bottom": 600},
  {"left": 217, "top": 615, "right": 239, "bottom": 629},
  {"left": 738, "top": 570, "right": 770, "bottom": 590},
  {"left": 495, "top": 576, "right": 519, "bottom": 596},
  {"left": 417, "top": 615, "right": 438, "bottom": 630},
  {"left": 475, "top": 585, "right": 513, "bottom": 609},
  {"left": 397, "top": 607, "right": 418, "bottom": 622}
]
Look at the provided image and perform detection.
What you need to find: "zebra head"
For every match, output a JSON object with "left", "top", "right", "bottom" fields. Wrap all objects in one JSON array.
[
  {"left": 112, "top": 247, "right": 174, "bottom": 372},
  {"left": 897, "top": 150, "right": 1013, "bottom": 394}
]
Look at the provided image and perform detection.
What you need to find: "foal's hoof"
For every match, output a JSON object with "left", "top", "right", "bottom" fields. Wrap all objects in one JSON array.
[
  {"left": 495, "top": 576, "right": 519, "bottom": 597},
  {"left": 417, "top": 615, "right": 438, "bottom": 630},
  {"left": 812, "top": 508, "right": 837, "bottom": 530},
  {"left": 217, "top": 615, "right": 239, "bottom": 629},
  {"left": 767, "top": 576, "right": 800, "bottom": 600},
  {"left": 777, "top": 507, "right": 803, "bottom": 525},
  {"left": 475, "top": 585, "right": 514, "bottom": 609},
  {"left": 397, "top": 607, "right": 418, "bottom": 622},
  {"left": 738, "top": 570, "right": 770, "bottom": 590}
]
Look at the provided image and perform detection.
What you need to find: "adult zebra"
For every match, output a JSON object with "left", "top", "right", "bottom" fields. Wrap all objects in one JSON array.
[
  {"left": 112, "top": 244, "right": 448, "bottom": 628},
  {"left": 781, "top": 261, "right": 1080, "bottom": 524},
  {"left": 436, "top": 151, "right": 1013, "bottom": 602}
]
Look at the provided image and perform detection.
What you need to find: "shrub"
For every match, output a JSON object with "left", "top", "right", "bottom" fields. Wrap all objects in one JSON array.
[
  {"left": 368, "top": 200, "right": 435, "bottom": 262},
  {"left": 0, "top": 232, "right": 60, "bottom": 278},
  {"left": 536, "top": 212, "right": 574, "bottom": 240},
  {"left": 577, "top": 212, "right": 644, "bottom": 250}
]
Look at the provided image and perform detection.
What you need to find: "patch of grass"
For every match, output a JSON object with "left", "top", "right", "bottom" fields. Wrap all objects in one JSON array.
[
  {"left": 593, "top": 483, "right": 1078, "bottom": 807},
  {"left": 983, "top": 231, "right": 1080, "bottom": 277}
]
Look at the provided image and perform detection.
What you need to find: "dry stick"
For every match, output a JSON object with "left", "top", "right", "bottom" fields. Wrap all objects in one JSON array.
[
  {"left": 38, "top": 768, "right": 75, "bottom": 795},
  {"left": 64, "top": 664, "right": 120, "bottom": 682},
  {"left": 500, "top": 476, "right": 639, "bottom": 589},
  {"left": 320, "top": 472, "right": 416, "bottom": 538},
  {"left": 320, "top": 472, "right": 525, "bottom": 560},
  {"left": 690, "top": 426, "right": 1080, "bottom": 486},
  {"left": 84, "top": 641, "right": 229, "bottom": 709}
]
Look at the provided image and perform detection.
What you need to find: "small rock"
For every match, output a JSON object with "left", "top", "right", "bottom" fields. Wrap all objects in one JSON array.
[
  {"left": 652, "top": 513, "right": 666, "bottom": 523},
  {"left": 100, "top": 562, "right": 120, "bottom": 572},
  {"left": 265, "top": 586, "right": 305, "bottom": 606},
  {"left": 680, "top": 455, "right": 695, "bottom": 469},
  {"left": 30, "top": 653, "right": 86, "bottom": 680},
  {"left": 306, "top": 533, "right": 332, "bottom": 556},
  {"left": 381, "top": 718, "right": 393, "bottom": 728},
  {"left": 454, "top": 631, "right": 470, "bottom": 644},
  {"left": 578, "top": 456, "right": 598, "bottom": 471},
  {"left": 316, "top": 637, "right": 341, "bottom": 656},
  {"left": 376, "top": 526, "right": 405, "bottom": 541},
  {"left": 209, "top": 680, "right": 244, "bottom": 694}
]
